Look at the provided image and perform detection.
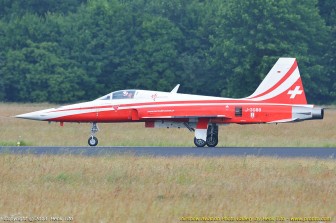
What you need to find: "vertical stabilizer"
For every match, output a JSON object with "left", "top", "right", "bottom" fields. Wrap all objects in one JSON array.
[{"left": 247, "top": 58, "right": 307, "bottom": 104}]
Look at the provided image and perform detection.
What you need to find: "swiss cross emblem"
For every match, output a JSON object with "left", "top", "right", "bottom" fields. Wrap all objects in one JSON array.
[{"left": 287, "top": 86, "right": 303, "bottom": 99}]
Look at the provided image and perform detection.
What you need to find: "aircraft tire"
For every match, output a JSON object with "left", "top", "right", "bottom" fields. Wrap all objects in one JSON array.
[
  {"left": 88, "top": 136, "right": 98, "bottom": 146},
  {"left": 194, "top": 137, "right": 206, "bottom": 147},
  {"left": 206, "top": 134, "right": 218, "bottom": 147}
]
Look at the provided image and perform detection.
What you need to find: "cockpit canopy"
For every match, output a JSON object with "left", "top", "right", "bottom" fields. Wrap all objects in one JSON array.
[{"left": 95, "top": 90, "right": 136, "bottom": 100}]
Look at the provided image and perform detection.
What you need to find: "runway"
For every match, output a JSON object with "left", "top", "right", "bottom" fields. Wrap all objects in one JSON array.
[{"left": 0, "top": 146, "right": 335, "bottom": 159}]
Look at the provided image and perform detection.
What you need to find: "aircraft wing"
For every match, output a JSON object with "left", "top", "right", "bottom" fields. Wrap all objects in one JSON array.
[
  {"left": 135, "top": 106, "right": 232, "bottom": 120},
  {"left": 140, "top": 114, "right": 231, "bottom": 119}
]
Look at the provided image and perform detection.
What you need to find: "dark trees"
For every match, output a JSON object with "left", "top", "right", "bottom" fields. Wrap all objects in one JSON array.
[{"left": 0, "top": 0, "right": 334, "bottom": 104}]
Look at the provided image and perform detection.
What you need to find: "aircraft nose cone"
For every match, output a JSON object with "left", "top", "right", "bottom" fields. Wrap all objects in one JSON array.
[
  {"left": 15, "top": 108, "right": 55, "bottom": 121},
  {"left": 15, "top": 111, "right": 44, "bottom": 120},
  {"left": 15, "top": 113, "right": 30, "bottom": 119}
]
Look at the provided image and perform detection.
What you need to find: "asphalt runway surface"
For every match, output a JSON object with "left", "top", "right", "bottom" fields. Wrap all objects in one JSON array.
[{"left": 0, "top": 146, "right": 335, "bottom": 159}]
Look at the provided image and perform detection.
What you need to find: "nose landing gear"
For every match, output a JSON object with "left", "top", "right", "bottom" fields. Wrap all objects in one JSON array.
[
  {"left": 88, "top": 122, "right": 99, "bottom": 146},
  {"left": 88, "top": 136, "right": 98, "bottom": 146}
]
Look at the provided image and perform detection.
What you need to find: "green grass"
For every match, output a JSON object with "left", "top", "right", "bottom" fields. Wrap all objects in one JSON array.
[{"left": 0, "top": 155, "right": 335, "bottom": 222}]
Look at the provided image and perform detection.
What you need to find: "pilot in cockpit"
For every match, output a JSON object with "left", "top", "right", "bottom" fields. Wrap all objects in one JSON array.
[
  {"left": 127, "top": 92, "right": 133, "bottom": 98},
  {"left": 122, "top": 91, "right": 134, "bottom": 99},
  {"left": 123, "top": 91, "right": 128, "bottom": 98}
]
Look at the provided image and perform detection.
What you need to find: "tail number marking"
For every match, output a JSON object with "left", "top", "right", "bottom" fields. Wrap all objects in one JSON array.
[
  {"left": 245, "top": 108, "right": 262, "bottom": 112},
  {"left": 245, "top": 107, "right": 261, "bottom": 119}
]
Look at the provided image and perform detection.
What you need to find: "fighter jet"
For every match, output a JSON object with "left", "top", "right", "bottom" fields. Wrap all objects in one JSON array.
[{"left": 16, "top": 58, "right": 324, "bottom": 147}]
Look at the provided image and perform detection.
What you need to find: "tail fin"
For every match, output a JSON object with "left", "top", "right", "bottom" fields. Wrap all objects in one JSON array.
[{"left": 247, "top": 58, "right": 307, "bottom": 104}]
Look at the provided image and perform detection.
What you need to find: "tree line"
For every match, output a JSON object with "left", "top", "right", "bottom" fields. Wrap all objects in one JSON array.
[{"left": 0, "top": 0, "right": 335, "bottom": 104}]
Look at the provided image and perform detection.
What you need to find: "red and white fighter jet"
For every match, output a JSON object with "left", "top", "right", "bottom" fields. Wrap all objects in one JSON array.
[{"left": 16, "top": 58, "right": 324, "bottom": 147}]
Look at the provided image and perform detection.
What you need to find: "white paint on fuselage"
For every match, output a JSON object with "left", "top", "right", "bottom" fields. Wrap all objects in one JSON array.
[{"left": 15, "top": 89, "right": 315, "bottom": 121}]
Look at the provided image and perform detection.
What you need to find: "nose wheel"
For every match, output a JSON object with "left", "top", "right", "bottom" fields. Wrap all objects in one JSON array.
[
  {"left": 88, "top": 136, "right": 98, "bottom": 146},
  {"left": 88, "top": 122, "right": 99, "bottom": 146}
]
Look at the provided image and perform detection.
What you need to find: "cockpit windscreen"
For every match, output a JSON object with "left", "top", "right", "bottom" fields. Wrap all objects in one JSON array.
[
  {"left": 95, "top": 90, "right": 136, "bottom": 100},
  {"left": 112, "top": 90, "right": 136, "bottom": 99}
]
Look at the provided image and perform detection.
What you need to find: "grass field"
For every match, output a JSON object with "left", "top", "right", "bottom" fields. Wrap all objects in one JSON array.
[
  {"left": 0, "top": 103, "right": 335, "bottom": 147},
  {"left": 0, "top": 155, "right": 335, "bottom": 222}
]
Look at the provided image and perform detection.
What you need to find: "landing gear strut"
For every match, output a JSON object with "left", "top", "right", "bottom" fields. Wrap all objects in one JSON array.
[{"left": 88, "top": 122, "right": 99, "bottom": 146}]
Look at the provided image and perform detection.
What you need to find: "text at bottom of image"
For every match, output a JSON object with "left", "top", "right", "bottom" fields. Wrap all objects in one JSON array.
[
  {"left": 0, "top": 216, "right": 73, "bottom": 222},
  {"left": 180, "top": 216, "right": 333, "bottom": 222}
]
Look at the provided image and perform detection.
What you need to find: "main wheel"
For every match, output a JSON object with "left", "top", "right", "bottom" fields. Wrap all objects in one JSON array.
[
  {"left": 194, "top": 137, "right": 206, "bottom": 147},
  {"left": 206, "top": 134, "right": 218, "bottom": 147},
  {"left": 88, "top": 136, "right": 98, "bottom": 146}
]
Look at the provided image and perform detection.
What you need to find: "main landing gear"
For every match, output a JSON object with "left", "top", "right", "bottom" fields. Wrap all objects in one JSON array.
[
  {"left": 194, "top": 137, "right": 207, "bottom": 147},
  {"left": 206, "top": 124, "right": 218, "bottom": 147},
  {"left": 88, "top": 122, "right": 99, "bottom": 146},
  {"left": 194, "top": 124, "right": 219, "bottom": 147}
]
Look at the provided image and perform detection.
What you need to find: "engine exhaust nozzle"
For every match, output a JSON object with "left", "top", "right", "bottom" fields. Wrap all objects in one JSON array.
[{"left": 312, "top": 108, "right": 324, "bottom": 119}]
